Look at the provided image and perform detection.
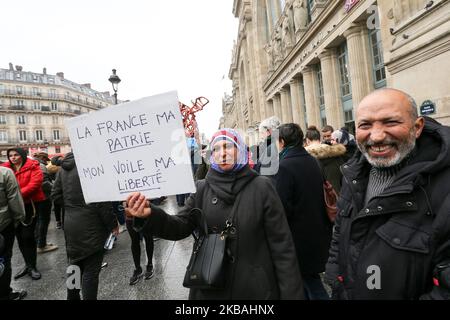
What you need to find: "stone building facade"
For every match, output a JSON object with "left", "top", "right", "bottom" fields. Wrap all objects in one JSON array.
[
  {"left": 0, "top": 64, "right": 114, "bottom": 158},
  {"left": 223, "top": 0, "right": 450, "bottom": 145}
]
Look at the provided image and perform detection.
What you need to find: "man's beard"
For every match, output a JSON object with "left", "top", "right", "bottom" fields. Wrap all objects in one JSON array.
[{"left": 357, "top": 129, "right": 416, "bottom": 168}]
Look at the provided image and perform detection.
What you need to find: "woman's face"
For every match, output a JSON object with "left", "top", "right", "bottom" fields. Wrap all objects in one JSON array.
[
  {"left": 212, "top": 140, "right": 238, "bottom": 172},
  {"left": 8, "top": 151, "right": 22, "bottom": 166}
]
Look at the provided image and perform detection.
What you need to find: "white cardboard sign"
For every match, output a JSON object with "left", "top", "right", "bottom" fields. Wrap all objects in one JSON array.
[{"left": 65, "top": 91, "right": 196, "bottom": 203}]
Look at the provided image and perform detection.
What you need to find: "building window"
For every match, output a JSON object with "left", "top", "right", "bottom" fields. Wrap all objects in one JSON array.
[
  {"left": 17, "top": 115, "right": 26, "bottom": 125},
  {"left": 300, "top": 80, "right": 308, "bottom": 128},
  {"left": 19, "top": 130, "right": 27, "bottom": 142},
  {"left": 49, "top": 89, "right": 57, "bottom": 98},
  {"left": 0, "top": 131, "right": 8, "bottom": 142},
  {"left": 53, "top": 130, "right": 60, "bottom": 141},
  {"left": 35, "top": 130, "right": 43, "bottom": 141},
  {"left": 337, "top": 42, "right": 352, "bottom": 100},
  {"left": 65, "top": 92, "right": 71, "bottom": 100},
  {"left": 307, "top": 0, "right": 315, "bottom": 22},
  {"left": 316, "top": 64, "right": 326, "bottom": 127},
  {"left": 15, "top": 73, "right": 21, "bottom": 80},
  {"left": 369, "top": 29, "right": 386, "bottom": 88},
  {"left": 16, "top": 86, "right": 23, "bottom": 95},
  {"left": 0, "top": 115, "right": 6, "bottom": 124},
  {"left": 52, "top": 116, "right": 59, "bottom": 125},
  {"left": 55, "top": 146, "right": 61, "bottom": 153},
  {"left": 33, "top": 101, "right": 41, "bottom": 110},
  {"left": 51, "top": 102, "right": 58, "bottom": 111},
  {"left": 35, "top": 115, "right": 41, "bottom": 125},
  {"left": 32, "top": 87, "right": 41, "bottom": 96}
]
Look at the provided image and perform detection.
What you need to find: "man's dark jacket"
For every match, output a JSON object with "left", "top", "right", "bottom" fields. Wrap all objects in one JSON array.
[
  {"left": 275, "top": 146, "right": 332, "bottom": 276},
  {"left": 325, "top": 118, "right": 450, "bottom": 299}
]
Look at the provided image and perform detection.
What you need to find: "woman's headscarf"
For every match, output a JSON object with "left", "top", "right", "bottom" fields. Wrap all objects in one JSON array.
[{"left": 209, "top": 129, "right": 248, "bottom": 173}]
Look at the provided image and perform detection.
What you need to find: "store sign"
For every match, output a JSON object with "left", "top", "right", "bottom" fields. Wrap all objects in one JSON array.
[
  {"left": 420, "top": 100, "right": 436, "bottom": 116},
  {"left": 344, "top": 0, "right": 360, "bottom": 13}
]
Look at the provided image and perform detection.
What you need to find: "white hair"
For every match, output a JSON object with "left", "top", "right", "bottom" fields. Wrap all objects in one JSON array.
[{"left": 259, "top": 116, "right": 281, "bottom": 133}]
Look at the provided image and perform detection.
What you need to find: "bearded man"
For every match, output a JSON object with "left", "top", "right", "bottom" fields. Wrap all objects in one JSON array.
[{"left": 325, "top": 88, "right": 450, "bottom": 300}]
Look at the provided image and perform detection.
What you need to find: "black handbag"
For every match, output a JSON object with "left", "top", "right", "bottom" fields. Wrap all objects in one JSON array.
[{"left": 182, "top": 181, "right": 241, "bottom": 290}]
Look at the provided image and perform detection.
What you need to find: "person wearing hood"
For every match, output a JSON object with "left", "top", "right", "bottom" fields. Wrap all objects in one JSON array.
[
  {"left": 274, "top": 123, "right": 332, "bottom": 300},
  {"left": 325, "top": 88, "right": 450, "bottom": 300},
  {"left": 1, "top": 148, "right": 45, "bottom": 281},
  {"left": 125, "top": 128, "right": 303, "bottom": 299},
  {"left": 305, "top": 126, "right": 347, "bottom": 194},
  {"left": 51, "top": 152, "right": 118, "bottom": 300}
]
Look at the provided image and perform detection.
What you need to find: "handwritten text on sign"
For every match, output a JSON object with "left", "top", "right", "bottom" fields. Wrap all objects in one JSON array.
[{"left": 65, "top": 91, "right": 196, "bottom": 203}]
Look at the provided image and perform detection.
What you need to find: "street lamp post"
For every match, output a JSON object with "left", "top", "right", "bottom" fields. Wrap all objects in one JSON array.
[{"left": 108, "top": 69, "right": 121, "bottom": 105}]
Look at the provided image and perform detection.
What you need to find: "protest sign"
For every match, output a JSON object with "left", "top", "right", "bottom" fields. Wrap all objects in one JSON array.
[{"left": 65, "top": 91, "right": 196, "bottom": 203}]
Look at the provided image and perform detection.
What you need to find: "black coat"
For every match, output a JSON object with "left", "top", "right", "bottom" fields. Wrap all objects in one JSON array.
[
  {"left": 305, "top": 143, "right": 347, "bottom": 194},
  {"left": 51, "top": 153, "right": 117, "bottom": 263},
  {"left": 325, "top": 118, "right": 450, "bottom": 300},
  {"left": 135, "top": 165, "right": 303, "bottom": 300},
  {"left": 274, "top": 146, "right": 332, "bottom": 276}
]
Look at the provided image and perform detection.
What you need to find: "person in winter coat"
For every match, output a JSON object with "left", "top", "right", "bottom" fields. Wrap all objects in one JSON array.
[
  {"left": 49, "top": 155, "right": 64, "bottom": 229},
  {"left": 0, "top": 166, "right": 27, "bottom": 300},
  {"left": 51, "top": 152, "right": 118, "bottom": 300},
  {"left": 325, "top": 88, "right": 450, "bottom": 300},
  {"left": 2, "top": 148, "right": 45, "bottom": 280},
  {"left": 126, "top": 128, "right": 304, "bottom": 300},
  {"left": 254, "top": 116, "right": 281, "bottom": 177},
  {"left": 33, "top": 152, "right": 58, "bottom": 253},
  {"left": 274, "top": 123, "right": 332, "bottom": 300},
  {"left": 305, "top": 126, "right": 347, "bottom": 194}
]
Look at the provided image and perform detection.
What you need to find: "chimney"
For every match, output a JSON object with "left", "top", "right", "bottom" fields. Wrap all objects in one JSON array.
[
  {"left": 82, "top": 83, "right": 91, "bottom": 89},
  {"left": 15, "top": 65, "right": 23, "bottom": 71},
  {"left": 56, "top": 72, "right": 64, "bottom": 79},
  {"left": 43, "top": 68, "right": 47, "bottom": 75},
  {"left": 8, "top": 63, "right": 13, "bottom": 71}
]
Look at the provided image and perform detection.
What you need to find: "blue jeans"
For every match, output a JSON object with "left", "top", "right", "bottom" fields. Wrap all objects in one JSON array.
[{"left": 303, "top": 274, "right": 330, "bottom": 300}]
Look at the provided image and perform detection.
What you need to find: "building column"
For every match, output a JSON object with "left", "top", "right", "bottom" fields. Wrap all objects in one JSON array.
[
  {"left": 344, "top": 24, "right": 373, "bottom": 108},
  {"left": 289, "top": 78, "right": 306, "bottom": 132},
  {"left": 319, "top": 49, "right": 344, "bottom": 129},
  {"left": 266, "top": 99, "right": 274, "bottom": 118},
  {"left": 272, "top": 93, "right": 282, "bottom": 120},
  {"left": 302, "top": 66, "right": 321, "bottom": 128},
  {"left": 280, "top": 88, "right": 293, "bottom": 123}
]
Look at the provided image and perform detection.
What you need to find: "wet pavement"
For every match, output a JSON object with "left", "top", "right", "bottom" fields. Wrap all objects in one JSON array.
[{"left": 10, "top": 196, "right": 192, "bottom": 300}]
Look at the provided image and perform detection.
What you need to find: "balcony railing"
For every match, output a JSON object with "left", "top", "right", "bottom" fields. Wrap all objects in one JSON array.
[
  {"left": 0, "top": 137, "right": 71, "bottom": 145},
  {"left": 0, "top": 89, "right": 110, "bottom": 109},
  {"left": 9, "top": 105, "right": 25, "bottom": 111}
]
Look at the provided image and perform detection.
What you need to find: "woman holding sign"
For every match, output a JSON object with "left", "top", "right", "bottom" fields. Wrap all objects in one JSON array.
[{"left": 125, "top": 128, "right": 303, "bottom": 299}]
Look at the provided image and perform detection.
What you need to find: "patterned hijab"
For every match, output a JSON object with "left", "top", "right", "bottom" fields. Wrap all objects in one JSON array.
[{"left": 209, "top": 128, "right": 248, "bottom": 173}]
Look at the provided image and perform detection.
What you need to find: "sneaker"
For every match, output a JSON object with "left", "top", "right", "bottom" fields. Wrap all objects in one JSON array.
[
  {"left": 37, "top": 243, "right": 58, "bottom": 253},
  {"left": 144, "top": 265, "right": 154, "bottom": 280},
  {"left": 9, "top": 290, "right": 27, "bottom": 300},
  {"left": 56, "top": 221, "right": 62, "bottom": 229},
  {"left": 153, "top": 237, "right": 160, "bottom": 241},
  {"left": 118, "top": 225, "right": 127, "bottom": 234},
  {"left": 14, "top": 266, "right": 29, "bottom": 280},
  {"left": 129, "top": 269, "right": 143, "bottom": 285},
  {"left": 101, "top": 262, "right": 108, "bottom": 269},
  {"left": 29, "top": 268, "right": 41, "bottom": 280}
]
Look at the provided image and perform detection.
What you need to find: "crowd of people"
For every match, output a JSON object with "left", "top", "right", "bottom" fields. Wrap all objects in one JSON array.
[{"left": 1, "top": 88, "right": 449, "bottom": 300}]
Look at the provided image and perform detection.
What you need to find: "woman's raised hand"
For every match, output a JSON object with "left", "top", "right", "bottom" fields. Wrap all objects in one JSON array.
[{"left": 125, "top": 192, "right": 151, "bottom": 218}]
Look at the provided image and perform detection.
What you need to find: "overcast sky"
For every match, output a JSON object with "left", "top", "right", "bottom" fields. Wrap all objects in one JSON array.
[{"left": 0, "top": 0, "right": 238, "bottom": 139}]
